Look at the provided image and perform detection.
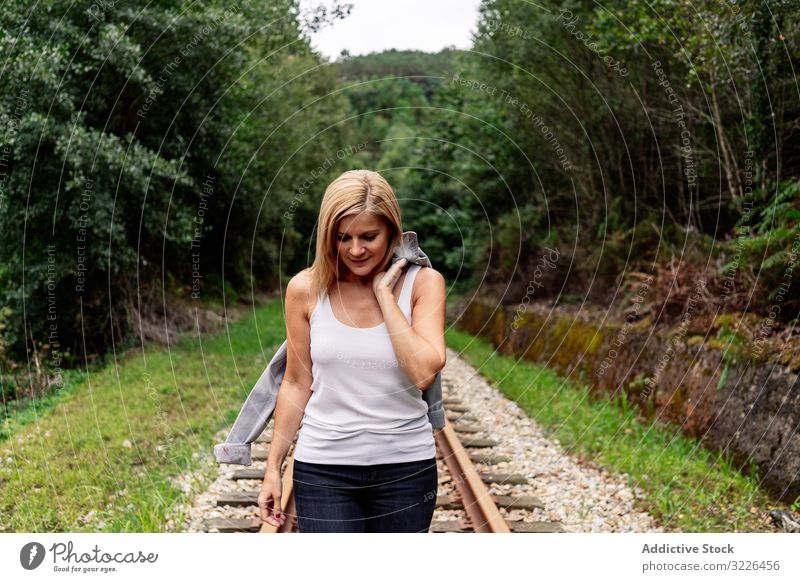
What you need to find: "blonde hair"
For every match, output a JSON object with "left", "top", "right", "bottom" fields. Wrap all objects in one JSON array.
[{"left": 309, "top": 169, "right": 403, "bottom": 298}]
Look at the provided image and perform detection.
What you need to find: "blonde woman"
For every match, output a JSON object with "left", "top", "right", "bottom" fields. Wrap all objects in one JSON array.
[{"left": 258, "top": 169, "right": 446, "bottom": 532}]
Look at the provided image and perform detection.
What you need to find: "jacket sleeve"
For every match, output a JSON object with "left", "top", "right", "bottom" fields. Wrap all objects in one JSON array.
[
  {"left": 213, "top": 341, "right": 287, "bottom": 465},
  {"left": 423, "top": 372, "right": 445, "bottom": 428}
]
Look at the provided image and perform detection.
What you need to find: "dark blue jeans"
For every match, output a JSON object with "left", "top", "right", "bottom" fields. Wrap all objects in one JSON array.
[{"left": 292, "top": 457, "right": 438, "bottom": 533}]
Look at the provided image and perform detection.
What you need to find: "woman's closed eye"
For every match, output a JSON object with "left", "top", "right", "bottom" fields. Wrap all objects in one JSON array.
[{"left": 338, "top": 235, "right": 376, "bottom": 242}]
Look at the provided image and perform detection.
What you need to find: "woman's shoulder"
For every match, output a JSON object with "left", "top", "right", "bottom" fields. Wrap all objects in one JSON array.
[
  {"left": 286, "top": 268, "right": 316, "bottom": 317},
  {"left": 286, "top": 268, "right": 312, "bottom": 293},
  {"left": 411, "top": 265, "right": 445, "bottom": 301},
  {"left": 413, "top": 264, "right": 444, "bottom": 283}
]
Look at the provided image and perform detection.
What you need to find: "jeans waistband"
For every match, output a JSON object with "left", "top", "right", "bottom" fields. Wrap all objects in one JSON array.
[{"left": 293, "top": 457, "right": 436, "bottom": 471}]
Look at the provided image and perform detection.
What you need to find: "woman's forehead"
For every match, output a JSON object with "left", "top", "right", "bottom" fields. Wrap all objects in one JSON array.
[{"left": 337, "top": 212, "right": 385, "bottom": 232}]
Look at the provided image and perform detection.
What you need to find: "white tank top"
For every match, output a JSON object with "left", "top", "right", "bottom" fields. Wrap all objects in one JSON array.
[{"left": 293, "top": 264, "right": 437, "bottom": 465}]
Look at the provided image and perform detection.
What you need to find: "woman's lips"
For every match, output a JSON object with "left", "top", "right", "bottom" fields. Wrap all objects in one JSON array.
[{"left": 349, "top": 257, "right": 370, "bottom": 264}]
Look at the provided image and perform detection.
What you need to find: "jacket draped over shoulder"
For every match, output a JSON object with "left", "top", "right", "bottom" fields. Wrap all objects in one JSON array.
[{"left": 214, "top": 231, "right": 445, "bottom": 465}]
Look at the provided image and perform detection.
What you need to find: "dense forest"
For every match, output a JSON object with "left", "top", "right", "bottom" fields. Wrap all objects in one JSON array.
[
  {"left": 0, "top": 0, "right": 352, "bottom": 390},
  {"left": 2, "top": 0, "right": 799, "bottom": 407}
]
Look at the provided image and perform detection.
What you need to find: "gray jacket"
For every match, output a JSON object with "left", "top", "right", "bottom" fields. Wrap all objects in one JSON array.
[{"left": 214, "top": 231, "right": 445, "bottom": 465}]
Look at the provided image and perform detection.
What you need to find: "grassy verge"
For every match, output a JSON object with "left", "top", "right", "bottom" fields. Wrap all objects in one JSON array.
[
  {"left": 1, "top": 368, "right": 91, "bottom": 442},
  {"left": 445, "top": 327, "right": 773, "bottom": 532},
  {"left": 0, "top": 299, "right": 286, "bottom": 532}
]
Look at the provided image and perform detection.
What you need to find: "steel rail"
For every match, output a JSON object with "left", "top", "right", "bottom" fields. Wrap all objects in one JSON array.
[{"left": 433, "top": 420, "right": 511, "bottom": 533}]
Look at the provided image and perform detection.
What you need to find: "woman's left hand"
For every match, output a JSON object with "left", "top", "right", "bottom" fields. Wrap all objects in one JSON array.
[{"left": 373, "top": 258, "right": 407, "bottom": 300}]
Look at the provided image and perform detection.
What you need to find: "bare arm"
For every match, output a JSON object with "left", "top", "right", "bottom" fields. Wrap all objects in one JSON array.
[
  {"left": 375, "top": 262, "right": 447, "bottom": 390},
  {"left": 265, "top": 271, "right": 315, "bottom": 475}
]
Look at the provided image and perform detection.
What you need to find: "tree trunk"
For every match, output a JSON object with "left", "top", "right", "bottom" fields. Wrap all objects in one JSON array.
[{"left": 710, "top": 75, "right": 741, "bottom": 200}]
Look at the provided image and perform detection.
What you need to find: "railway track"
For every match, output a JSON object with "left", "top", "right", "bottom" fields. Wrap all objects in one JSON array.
[{"left": 203, "top": 397, "right": 563, "bottom": 533}]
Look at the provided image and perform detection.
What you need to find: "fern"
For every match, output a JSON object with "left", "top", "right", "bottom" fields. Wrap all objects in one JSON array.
[{"left": 719, "top": 179, "right": 800, "bottom": 292}]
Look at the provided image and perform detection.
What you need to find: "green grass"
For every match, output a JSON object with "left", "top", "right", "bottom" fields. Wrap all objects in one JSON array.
[
  {"left": 445, "top": 327, "right": 772, "bottom": 532},
  {"left": 2, "top": 368, "right": 90, "bottom": 442},
  {"left": 0, "top": 299, "right": 286, "bottom": 532}
]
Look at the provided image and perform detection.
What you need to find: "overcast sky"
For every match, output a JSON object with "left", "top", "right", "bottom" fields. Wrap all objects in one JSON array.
[{"left": 300, "top": 0, "right": 483, "bottom": 60}]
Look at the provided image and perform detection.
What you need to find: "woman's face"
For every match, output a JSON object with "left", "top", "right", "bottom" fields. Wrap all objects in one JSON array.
[{"left": 334, "top": 212, "right": 391, "bottom": 277}]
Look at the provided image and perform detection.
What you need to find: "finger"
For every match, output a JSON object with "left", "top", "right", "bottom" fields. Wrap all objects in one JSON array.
[
  {"left": 259, "top": 499, "right": 268, "bottom": 521},
  {"left": 264, "top": 510, "right": 285, "bottom": 525},
  {"left": 391, "top": 258, "right": 408, "bottom": 271},
  {"left": 270, "top": 501, "right": 282, "bottom": 521},
  {"left": 386, "top": 259, "right": 406, "bottom": 282},
  {"left": 391, "top": 271, "right": 405, "bottom": 288}
]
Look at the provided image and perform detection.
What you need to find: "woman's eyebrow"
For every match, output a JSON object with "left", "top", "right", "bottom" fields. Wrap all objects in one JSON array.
[{"left": 337, "top": 229, "right": 380, "bottom": 236}]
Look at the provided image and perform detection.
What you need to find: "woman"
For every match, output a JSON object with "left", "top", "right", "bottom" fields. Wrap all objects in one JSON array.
[{"left": 257, "top": 169, "right": 447, "bottom": 533}]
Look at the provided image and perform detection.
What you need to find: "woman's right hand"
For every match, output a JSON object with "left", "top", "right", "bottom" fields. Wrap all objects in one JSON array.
[{"left": 258, "top": 467, "right": 286, "bottom": 527}]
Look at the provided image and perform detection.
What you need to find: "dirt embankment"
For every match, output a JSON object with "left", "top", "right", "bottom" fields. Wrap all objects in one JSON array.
[{"left": 454, "top": 297, "right": 800, "bottom": 503}]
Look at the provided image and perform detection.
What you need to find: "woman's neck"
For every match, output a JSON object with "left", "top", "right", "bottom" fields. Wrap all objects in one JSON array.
[
  {"left": 337, "top": 260, "right": 380, "bottom": 287},
  {"left": 338, "top": 271, "right": 375, "bottom": 288}
]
